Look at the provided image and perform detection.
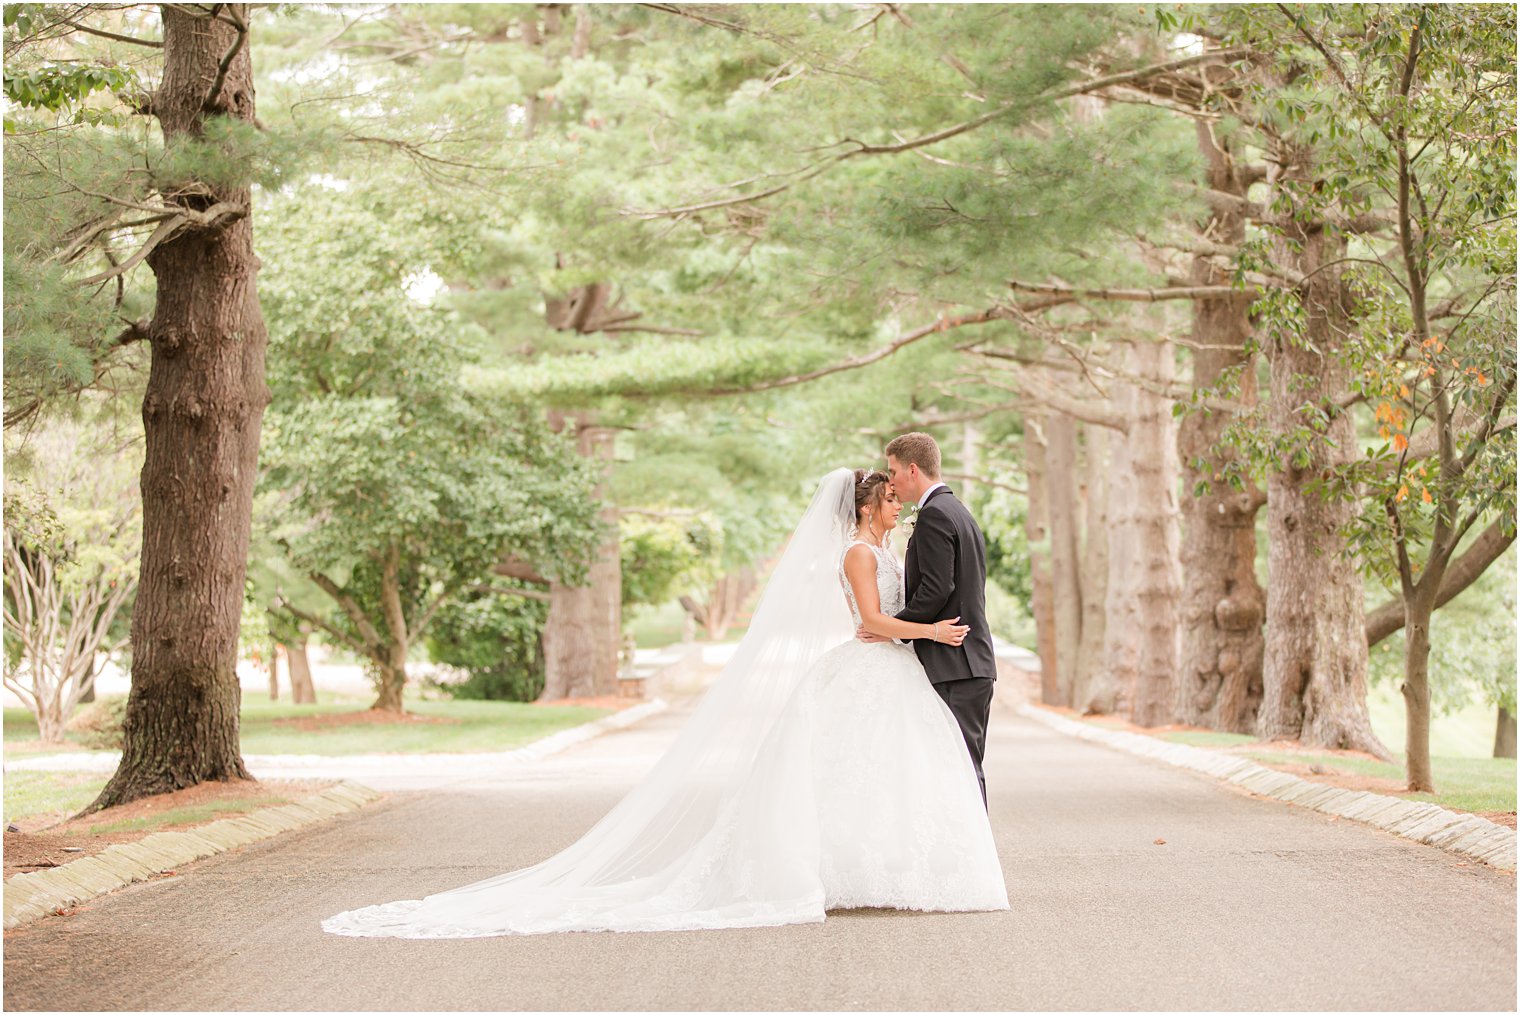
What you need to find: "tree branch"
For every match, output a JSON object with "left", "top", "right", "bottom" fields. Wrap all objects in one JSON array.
[
  {"left": 625, "top": 46, "right": 1249, "bottom": 219},
  {"left": 1008, "top": 278, "right": 1260, "bottom": 302},
  {"left": 202, "top": 3, "right": 249, "bottom": 112},
  {"left": 1366, "top": 519, "right": 1515, "bottom": 646},
  {"left": 699, "top": 305, "right": 1025, "bottom": 396},
  {"left": 308, "top": 572, "right": 388, "bottom": 658},
  {"left": 75, "top": 202, "right": 245, "bottom": 287}
]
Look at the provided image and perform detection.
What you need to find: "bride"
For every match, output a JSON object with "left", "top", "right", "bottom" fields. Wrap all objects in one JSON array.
[{"left": 322, "top": 467, "right": 1008, "bottom": 938}]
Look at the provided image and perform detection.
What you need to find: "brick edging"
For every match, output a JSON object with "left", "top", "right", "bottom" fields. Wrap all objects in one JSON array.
[
  {"left": 1016, "top": 703, "right": 1517, "bottom": 871},
  {"left": 3, "top": 780, "right": 383, "bottom": 930}
]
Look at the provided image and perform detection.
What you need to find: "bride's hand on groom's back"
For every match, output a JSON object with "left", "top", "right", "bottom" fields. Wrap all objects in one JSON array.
[{"left": 934, "top": 617, "right": 969, "bottom": 646}]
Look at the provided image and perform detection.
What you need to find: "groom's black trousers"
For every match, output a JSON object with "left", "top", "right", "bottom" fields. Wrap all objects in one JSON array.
[{"left": 933, "top": 676, "right": 995, "bottom": 810}]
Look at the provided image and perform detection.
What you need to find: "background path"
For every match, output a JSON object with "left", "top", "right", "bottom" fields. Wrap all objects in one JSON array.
[{"left": 4, "top": 696, "right": 1514, "bottom": 1011}]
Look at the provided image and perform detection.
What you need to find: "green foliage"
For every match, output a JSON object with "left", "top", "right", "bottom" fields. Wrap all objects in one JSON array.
[
  {"left": 620, "top": 512, "right": 721, "bottom": 614},
  {"left": 3, "top": 62, "right": 137, "bottom": 114},
  {"left": 422, "top": 588, "right": 547, "bottom": 702},
  {"left": 257, "top": 180, "right": 603, "bottom": 685},
  {"left": 67, "top": 695, "right": 130, "bottom": 751}
]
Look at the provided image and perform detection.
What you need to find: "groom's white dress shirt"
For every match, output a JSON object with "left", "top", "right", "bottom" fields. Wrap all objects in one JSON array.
[{"left": 917, "top": 481, "right": 946, "bottom": 507}]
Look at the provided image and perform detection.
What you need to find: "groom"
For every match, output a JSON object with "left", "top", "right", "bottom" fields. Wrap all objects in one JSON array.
[{"left": 866, "top": 432, "right": 997, "bottom": 808}]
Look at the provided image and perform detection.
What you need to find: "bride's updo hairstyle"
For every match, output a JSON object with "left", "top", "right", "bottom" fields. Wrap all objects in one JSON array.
[{"left": 852, "top": 469, "right": 891, "bottom": 525}]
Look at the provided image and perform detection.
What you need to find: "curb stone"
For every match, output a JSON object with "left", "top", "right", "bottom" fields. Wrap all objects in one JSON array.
[
  {"left": 1016, "top": 703, "right": 1516, "bottom": 871},
  {"left": 3, "top": 780, "right": 383, "bottom": 930}
]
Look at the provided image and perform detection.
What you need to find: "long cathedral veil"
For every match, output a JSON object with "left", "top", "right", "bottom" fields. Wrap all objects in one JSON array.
[{"left": 323, "top": 468, "right": 859, "bottom": 937}]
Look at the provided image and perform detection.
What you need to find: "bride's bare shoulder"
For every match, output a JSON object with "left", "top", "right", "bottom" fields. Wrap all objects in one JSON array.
[{"left": 842, "top": 542, "right": 877, "bottom": 574}]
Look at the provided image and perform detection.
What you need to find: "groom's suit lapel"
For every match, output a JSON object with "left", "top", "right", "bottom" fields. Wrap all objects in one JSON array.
[{"left": 905, "top": 485, "right": 952, "bottom": 594}]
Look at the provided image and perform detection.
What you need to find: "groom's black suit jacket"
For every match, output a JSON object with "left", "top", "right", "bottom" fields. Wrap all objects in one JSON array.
[{"left": 898, "top": 485, "right": 996, "bottom": 685}]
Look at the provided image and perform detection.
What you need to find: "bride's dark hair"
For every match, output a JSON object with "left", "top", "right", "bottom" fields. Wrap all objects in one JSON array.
[{"left": 852, "top": 469, "right": 891, "bottom": 523}]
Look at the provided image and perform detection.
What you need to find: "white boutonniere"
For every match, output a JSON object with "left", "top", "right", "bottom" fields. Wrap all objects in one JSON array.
[{"left": 899, "top": 504, "right": 919, "bottom": 546}]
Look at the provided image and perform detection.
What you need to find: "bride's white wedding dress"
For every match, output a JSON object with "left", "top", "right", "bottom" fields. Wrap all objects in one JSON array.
[{"left": 322, "top": 470, "right": 1007, "bottom": 939}]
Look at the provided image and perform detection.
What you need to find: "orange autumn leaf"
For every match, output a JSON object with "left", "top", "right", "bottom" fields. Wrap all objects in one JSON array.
[
  {"left": 1421, "top": 487, "right": 1433, "bottom": 504},
  {"left": 1396, "top": 484, "right": 1409, "bottom": 503},
  {"left": 1393, "top": 433, "right": 1409, "bottom": 451},
  {"left": 1399, "top": 383, "right": 1410, "bottom": 399}
]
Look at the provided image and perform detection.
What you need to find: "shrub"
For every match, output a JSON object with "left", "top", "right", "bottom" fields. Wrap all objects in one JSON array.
[{"left": 422, "top": 587, "right": 547, "bottom": 702}]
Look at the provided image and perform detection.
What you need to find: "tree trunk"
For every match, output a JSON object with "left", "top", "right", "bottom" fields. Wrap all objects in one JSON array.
[
  {"left": 1046, "top": 413, "right": 1082, "bottom": 707},
  {"left": 707, "top": 567, "right": 754, "bottom": 640},
  {"left": 541, "top": 422, "right": 621, "bottom": 700},
  {"left": 372, "top": 663, "right": 406, "bottom": 712},
  {"left": 570, "top": 4, "right": 592, "bottom": 59},
  {"left": 1091, "top": 403, "right": 1138, "bottom": 716},
  {"left": 1073, "top": 424, "right": 1109, "bottom": 712},
  {"left": 89, "top": 5, "right": 264, "bottom": 811},
  {"left": 1257, "top": 144, "right": 1392, "bottom": 761},
  {"left": 37, "top": 697, "right": 66, "bottom": 745},
  {"left": 1176, "top": 122, "right": 1266, "bottom": 733},
  {"left": 960, "top": 419, "right": 980, "bottom": 501},
  {"left": 1022, "top": 416, "right": 1060, "bottom": 704},
  {"left": 79, "top": 656, "right": 96, "bottom": 705},
  {"left": 680, "top": 568, "right": 757, "bottom": 641},
  {"left": 1126, "top": 340, "right": 1183, "bottom": 728},
  {"left": 371, "top": 544, "right": 410, "bottom": 713},
  {"left": 286, "top": 637, "right": 316, "bottom": 704},
  {"left": 1400, "top": 586, "right": 1437, "bottom": 791},
  {"left": 267, "top": 640, "right": 279, "bottom": 702},
  {"left": 1495, "top": 706, "right": 1517, "bottom": 760}
]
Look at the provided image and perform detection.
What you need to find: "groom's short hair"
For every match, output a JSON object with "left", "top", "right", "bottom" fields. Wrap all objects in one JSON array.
[{"left": 885, "top": 432, "right": 941, "bottom": 479}]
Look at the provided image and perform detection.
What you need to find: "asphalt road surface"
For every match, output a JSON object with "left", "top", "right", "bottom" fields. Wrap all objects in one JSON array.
[{"left": 4, "top": 697, "right": 1515, "bottom": 1011}]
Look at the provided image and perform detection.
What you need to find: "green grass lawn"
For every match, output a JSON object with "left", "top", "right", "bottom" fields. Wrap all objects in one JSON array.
[
  {"left": 4, "top": 695, "right": 613, "bottom": 759},
  {"left": 236, "top": 697, "right": 612, "bottom": 755},
  {"left": 3, "top": 771, "right": 109, "bottom": 826},
  {"left": 86, "top": 796, "right": 293, "bottom": 835},
  {"left": 1142, "top": 726, "right": 1515, "bottom": 814},
  {"left": 1363, "top": 680, "right": 1501, "bottom": 759}
]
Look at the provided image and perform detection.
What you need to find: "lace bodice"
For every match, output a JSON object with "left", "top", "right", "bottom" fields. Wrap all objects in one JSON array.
[{"left": 838, "top": 539, "right": 906, "bottom": 626}]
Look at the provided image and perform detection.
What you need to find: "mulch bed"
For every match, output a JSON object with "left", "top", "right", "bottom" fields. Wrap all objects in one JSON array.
[
  {"left": 4, "top": 777, "right": 336, "bottom": 880},
  {"left": 535, "top": 695, "right": 641, "bottom": 710},
  {"left": 270, "top": 710, "right": 459, "bottom": 731}
]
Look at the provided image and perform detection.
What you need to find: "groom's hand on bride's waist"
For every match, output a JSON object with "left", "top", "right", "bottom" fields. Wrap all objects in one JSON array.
[{"left": 855, "top": 625, "right": 891, "bottom": 644}]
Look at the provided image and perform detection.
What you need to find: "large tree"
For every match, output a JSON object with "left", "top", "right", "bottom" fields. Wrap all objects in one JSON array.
[{"left": 5, "top": 4, "right": 279, "bottom": 807}]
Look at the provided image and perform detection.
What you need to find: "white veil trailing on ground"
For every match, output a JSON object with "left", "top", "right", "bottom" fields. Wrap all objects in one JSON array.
[{"left": 323, "top": 468, "right": 860, "bottom": 937}]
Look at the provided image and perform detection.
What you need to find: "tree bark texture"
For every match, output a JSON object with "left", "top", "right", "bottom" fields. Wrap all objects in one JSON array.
[
  {"left": 91, "top": 4, "right": 266, "bottom": 810},
  {"left": 1257, "top": 144, "right": 1392, "bottom": 761},
  {"left": 540, "top": 423, "right": 621, "bottom": 699},
  {"left": 1045, "top": 413, "right": 1082, "bottom": 707},
  {"left": 370, "top": 543, "right": 411, "bottom": 712},
  {"left": 1073, "top": 423, "right": 1109, "bottom": 712},
  {"left": 1495, "top": 706, "right": 1517, "bottom": 760},
  {"left": 1092, "top": 398, "right": 1139, "bottom": 716},
  {"left": 267, "top": 641, "right": 279, "bottom": 701},
  {"left": 1176, "top": 122, "right": 1266, "bottom": 732},
  {"left": 286, "top": 637, "right": 317, "bottom": 704},
  {"left": 1124, "top": 340, "right": 1184, "bottom": 728},
  {"left": 1022, "top": 417, "right": 1060, "bottom": 705},
  {"left": 1400, "top": 583, "right": 1439, "bottom": 790}
]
